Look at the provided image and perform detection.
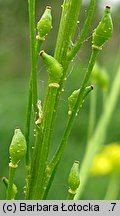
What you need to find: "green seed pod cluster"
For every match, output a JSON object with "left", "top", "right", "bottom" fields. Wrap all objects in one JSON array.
[
  {"left": 68, "top": 85, "right": 93, "bottom": 115},
  {"left": 37, "top": 6, "right": 52, "bottom": 39},
  {"left": 68, "top": 161, "right": 80, "bottom": 194},
  {"left": 92, "top": 6, "right": 113, "bottom": 49},
  {"left": 40, "top": 50, "right": 63, "bottom": 85},
  {"left": 92, "top": 63, "right": 109, "bottom": 90},
  {"left": 2, "top": 177, "right": 17, "bottom": 200},
  {"left": 9, "top": 129, "right": 27, "bottom": 167}
]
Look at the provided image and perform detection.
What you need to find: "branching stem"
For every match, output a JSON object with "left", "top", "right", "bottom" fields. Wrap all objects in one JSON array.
[
  {"left": 43, "top": 48, "right": 99, "bottom": 198},
  {"left": 74, "top": 66, "right": 120, "bottom": 199},
  {"left": 67, "top": 0, "right": 96, "bottom": 60}
]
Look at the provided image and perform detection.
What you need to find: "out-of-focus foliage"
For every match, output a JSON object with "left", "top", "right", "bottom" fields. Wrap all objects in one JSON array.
[{"left": 0, "top": 0, "right": 120, "bottom": 199}]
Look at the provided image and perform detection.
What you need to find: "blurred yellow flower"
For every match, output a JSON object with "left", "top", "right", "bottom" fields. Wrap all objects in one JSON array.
[
  {"left": 91, "top": 143, "right": 120, "bottom": 175},
  {"left": 104, "top": 144, "right": 120, "bottom": 169}
]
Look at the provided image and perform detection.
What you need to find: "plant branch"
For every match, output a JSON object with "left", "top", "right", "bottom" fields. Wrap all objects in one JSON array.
[
  {"left": 67, "top": 0, "right": 96, "bottom": 61},
  {"left": 51, "top": 48, "right": 99, "bottom": 168},
  {"left": 54, "top": 0, "right": 82, "bottom": 65},
  {"left": 24, "top": 81, "right": 32, "bottom": 169},
  {"left": 25, "top": 37, "right": 44, "bottom": 169},
  {"left": 25, "top": 0, "right": 45, "bottom": 198},
  {"left": 25, "top": 0, "right": 36, "bottom": 171},
  {"left": 28, "top": 0, "right": 37, "bottom": 115},
  {"left": 43, "top": 48, "right": 99, "bottom": 198},
  {"left": 74, "top": 66, "right": 120, "bottom": 199},
  {"left": 6, "top": 166, "right": 16, "bottom": 200},
  {"left": 28, "top": 87, "right": 58, "bottom": 199},
  {"left": 28, "top": 0, "right": 83, "bottom": 200},
  {"left": 104, "top": 172, "right": 120, "bottom": 200},
  {"left": 87, "top": 86, "right": 97, "bottom": 139}
]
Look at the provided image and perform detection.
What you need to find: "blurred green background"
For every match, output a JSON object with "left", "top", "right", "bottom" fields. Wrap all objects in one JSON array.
[{"left": 0, "top": 0, "right": 120, "bottom": 199}]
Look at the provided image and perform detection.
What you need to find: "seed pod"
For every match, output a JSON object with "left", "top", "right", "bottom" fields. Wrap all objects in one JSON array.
[
  {"left": 37, "top": 6, "right": 52, "bottom": 38},
  {"left": 92, "top": 6, "right": 113, "bottom": 49},
  {"left": 68, "top": 85, "right": 93, "bottom": 115},
  {"left": 9, "top": 129, "right": 27, "bottom": 166},
  {"left": 68, "top": 89, "right": 80, "bottom": 115},
  {"left": 40, "top": 50, "right": 63, "bottom": 85},
  {"left": 68, "top": 161, "right": 80, "bottom": 194}
]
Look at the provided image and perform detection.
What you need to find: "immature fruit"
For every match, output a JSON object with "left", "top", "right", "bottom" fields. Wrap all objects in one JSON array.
[
  {"left": 68, "top": 85, "right": 93, "bottom": 115},
  {"left": 37, "top": 6, "right": 52, "bottom": 38},
  {"left": 92, "top": 6, "right": 113, "bottom": 49},
  {"left": 68, "top": 89, "right": 80, "bottom": 115},
  {"left": 9, "top": 129, "right": 27, "bottom": 166},
  {"left": 68, "top": 161, "right": 80, "bottom": 194},
  {"left": 40, "top": 50, "right": 63, "bottom": 85}
]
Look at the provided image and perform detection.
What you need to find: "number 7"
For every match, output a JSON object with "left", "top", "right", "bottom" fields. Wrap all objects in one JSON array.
[{"left": 111, "top": 203, "right": 116, "bottom": 211}]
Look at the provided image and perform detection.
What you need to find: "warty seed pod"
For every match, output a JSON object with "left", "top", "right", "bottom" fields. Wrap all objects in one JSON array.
[
  {"left": 68, "top": 85, "right": 93, "bottom": 115},
  {"left": 40, "top": 50, "right": 63, "bottom": 85},
  {"left": 9, "top": 129, "right": 27, "bottom": 166},
  {"left": 92, "top": 6, "right": 113, "bottom": 49},
  {"left": 68, "top": 161, "right": 80, "bottom": 193},
  {"left": 37, "top": 6, "right": 52, "bottom": 38}
]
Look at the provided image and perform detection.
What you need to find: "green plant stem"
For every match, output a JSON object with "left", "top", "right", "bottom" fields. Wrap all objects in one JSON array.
[
  {"left": 67, "top": 0, "right": 96, "bottom": 61},
  {"left": 44, "top": 0, "right": 96, "bottom": 160},
  {"left": 43, "top": 48, "right": 99, "bottom": 198},
  {"left": 25, "top": 0, "right": 36, "bottom": 170},
  {"left": 51, "top": 48, "right": 99, "bottom": 167},
  {"left": 26, "top": 125, "right": 43, "bottom": 198},
  {"left": 28, "top": 0, "right": 37, "bottom": 115},
  {"left": 25, "top": 37, "right": 43, "bottom": 169},
  {"left": 87, "top": 85, "right": 96, "bottom": 139},
  {"left": 25, "top": 38, "right": 43, "bottom": 198},
  {"left": 27, "top": 0, "right": 83, "bottom": 200},
  {"left": 74, "top": 66, "right": 120, "bottom": 200},
  {"left": 48, "top": 0, "right": 82, "bottom": 110},
  {"left": 67, "top": 192, "right": 75, "bottom": 200},
  {"left": 24, "top": 82, "right": 32, "bottom": 199},
  {"left": 25, "top": 0, "right": 44, "bottom": 199},
  {"left": 28, "top": 87, "right": 58, "bottom": 199},
  {"left": 104, "top": 172, "right": 120, "bottom": 200},
  {"left": 54, "top": 0, "right": 82, "bottom": 65},
  {"left": 25, "top": 43, "right": 43, "bottom": 199},
  {"left": 25, "top": 81, "right": 32, "bottom": 169},
  {"left": 6, "top": 166, "right": 16, "bottom": 200},
  {"left": 42, "top": 165, "right": 57, "bottom": 199},
  {"left": 51, "top": 0, "right": 95, "bottom": 130}
]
